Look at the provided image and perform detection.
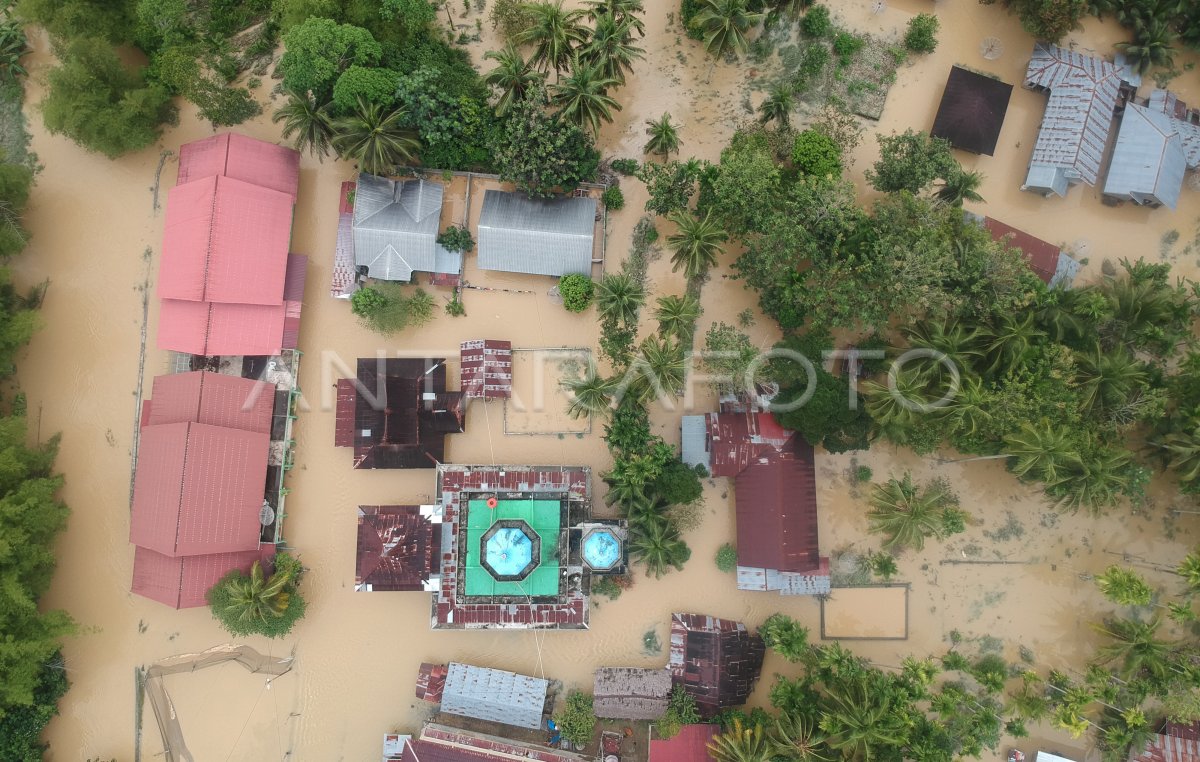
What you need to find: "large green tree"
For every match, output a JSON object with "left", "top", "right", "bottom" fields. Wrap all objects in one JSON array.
[
  {"left": 866, "top": 129, "right": 957, "bottom": 195},
  {"left": 278, "top": 18, "right": 382, "bottom": 100},
  {"left": 492, "top": 86, "right": 598, "bottom": 196}
]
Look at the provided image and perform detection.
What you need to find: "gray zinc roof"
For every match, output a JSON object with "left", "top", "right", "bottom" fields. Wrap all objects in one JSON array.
[
  {"left": 353, "top": 174, "right": 444, "bottom": 281},
  {"left": 439, "top": 662, "right": 549, "bottom": 730},
  {"left": 1103, "top": 103, "right": 1187, "bottom": 209},
  {"left": 593, "top": 667, "right": 671, "bottom": 720},
  {"left": 477, "top": 190, "right": 596, "bottom": 277},
  {"left": 681, "top": 415, "right": 711, "bottom": 473}
]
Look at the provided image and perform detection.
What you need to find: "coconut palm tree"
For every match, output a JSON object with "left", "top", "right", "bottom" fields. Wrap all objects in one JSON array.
[
  {"left": 563, "top": 368, "right": 615, "bottom": 418},
  {"left": 693, "top": 0, "right": 763, "bottom": 79},
  {"left": 980, "top": 312, "right": 1045, "bottom": 377},
  {"left": 208, "top": 560, "right": 294, "bottom": 631},
  {"left": 763, "top": 0, "right": 812, "bottom": 27},
  {"left": 644, "top": 112, "right": 681, "bottom": 160},
  {"left": 902, "top": 318, "right": 984, "bottom": 374},
  {"left": 861, "top": 367, "right": 943, "bottom": 446},
  {"left": 632, "top": 334, "right": 686, "bottom": 403},
  {"left": 867, "top": 472, "right": 957, "bottom": 552},
  {"left": 603, "top": 471, "right": 645, "bottom": 508},
  {"left": 1115, "top": 18, "right": 1176, "bottom": 75},
  {"left": 551, "top": 56, "right": 622, "bottom": 136},
  {"left": 273, "top": 87, "right": 335, "bottom": 159},
  {"left": 622, "top": 491, "right": 671, "bottom": 527},
  {"left": 818, "top": 676, "right": 911, "bottom": 761},
  {"left": 1048, "top": 446, "right": 1137, "bottom": 514},
  {"left": 654, "top": 293, "right": 701, "bottom": 341},
  {"left": 1093, "top": 616, "right": 1174, "bottom": 681},
  {"left": 1176, "top": 550, "right": 1200, "bottom": 593},
  {"left": 595, "top": 272, "right": 645, "bottom": 325},
  {"left": 709, "top": 719, "right": 773, "bottom": 762},
  {"left": 629, "top": 515, "right": 691, "bottom": 577},
  {"left": 1154, "top": 423, "right": 1200, "bottom": 486},
  {"left": 580, "top": 13, "right": 644, "bottom": 84},
  {"left": 944, "top": 374, "right": 993, "bottom": 439},
  {"left": 518, "top": 0, "right": 589, "bottom": 78},
  {"left": 332, "top": 98, "right": 420, "bottom": 175},
  {"left": 484, "top": 43, "right": 541, "bottom": 115},
  {"left": 757, "top": 82, "right": 795, "bottom": 128},
  {"left": 1002, "top": 422, "right": 1082, "bottom": 483},
  {"left": 1095, "top": 566, "right": 1154, "bottom": 606},
  {"left": 585, "top": 0, "right": 647, "bottom": 36},
  {"left": 1035, "top": 287, "right": 1091, "bottom": 344},
  {"left": 934, "top": 168, "right": 985, "bottom": 206},
  {"left": 667, "top": 210, "right": 727, "bottom": 279},
  {"left": 771, "top": 712, "right": 832, "bottom": 762},
  {"left": 1073, "top": 346, "right": 1148, "bottom": 418}
]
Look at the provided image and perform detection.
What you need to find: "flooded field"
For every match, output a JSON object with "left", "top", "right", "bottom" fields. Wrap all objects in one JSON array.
[{"left": 13, "top": 0, "right": 1200, "bottom": 759}]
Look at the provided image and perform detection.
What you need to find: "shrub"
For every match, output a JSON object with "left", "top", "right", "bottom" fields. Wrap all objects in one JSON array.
[
  {"left": 654, "top": 457, "right": 703, "bottom": 504},
  {"left": 553, "top": 692, "right": 596, "bottom": 747},
  {"left": 852, "top": 464, "right": 873, "bottom": 484},
  {"left": 489, "top": 0, "right": 536, "bottom": 40},
  {"left": 798, "top": 44, "right": 829, "bottom": 80},
  {"left": 801, "top": 5, "right": 831, "bottom": 37},
  {"left": 207, "top": 554, "right": 306, "bottom": 638},
  {"left": 602, "top": 185, "right": 625, "bottom": 210},
  {"left": 559, "top": 273, "right": 594, "bottom": 312},
  {"left": 592, "top": 575, "right": 622, "bottom": 599},
  {"left": 715, "top": 543, "right": 737, "bottom": 572},
  {"left": 833, "top": 31, "right": 864, "bottom": 64},
  {"left": 760, "top": 613, "right": 810, "bottom": 662},
  {"left": 610, "top": 158, "right": 639, "bottom": 175},
  {"left": 868, "top": 551, "right": 897, "bottom": 581},
  {"left": 658, "top": 686, "right": 701, "bottom": 739},
  {"left": 680, "top": 0, "right": 705, "bottom": 40},
  {"left": 445, "top": 290, "right": 466, "bottom": 316},
  {"left": 351, "top": 283, "right": 437, "bottom": 334},
  {"left": 436, "top": 224, "right": 475, "bottom": 253},
  {"left": 791, "top": 129, "right": 842, "bottom": 177},
  {"left": 904, "top": 13, "right": 939, "bottom": 53}
]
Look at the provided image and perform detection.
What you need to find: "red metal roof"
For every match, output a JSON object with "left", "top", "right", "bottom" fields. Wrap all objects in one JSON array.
[
  {"left": 145, "top": 371, "right": 274, "bottom": 434},
  {"left": 706, "top": 411, "right": 792, "bottom": 478},
  {"left": 983, "top": 217, "right": 1061, "bottom": 284},
  {"left": 649, "top": 724, "right": 717, "bottom": 762},
  {"left": 416, "top": 662, "right": 448, "bottom": 701},
  {"left": 131, "top": 544, "right": 275, "bottom": 608},
  {"left": 460, "top": 340, "right": 513, "bottom": 400},
  {"left": 357, "top": 505, "right": 441, "bottom": 591},
  {"left": 160, "top": 174, "right": 293, "bottom": 305},
  {"left": 734, "top": 439, "right": 822, "bottom": 574},
  {"left": 1133, "top": 722, "right": 1200, "bottom": 762},
  {"left": 130, "top": 422, "right": 270, "bottom": 556},
  {"left": 177, "top": 133, "right": 300, "bottom": 200}
]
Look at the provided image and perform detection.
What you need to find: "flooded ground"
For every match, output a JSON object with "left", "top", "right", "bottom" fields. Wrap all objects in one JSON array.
[{"left": 15, "top": 0, "right": 1200, "bottom": 759}]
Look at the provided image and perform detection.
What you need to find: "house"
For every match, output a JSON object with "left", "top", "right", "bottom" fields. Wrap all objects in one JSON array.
[
  {"left": 1130, "top": 720, "right": 1200, "bottom": 762},
  {"left": 975, "top": 215, "right": 1080, "bottom": 287},
  {"left": 333, "top": 358, "right": 464, "bottom": 469},
  {"left": 1103, "top": 91, "right": 1200, "bottom": 209},
  {"left": 649, "top": 724, "right": 717, "bottom": 762},
  {"left": 355, "top": 505, "right": 442, "bottom": 591},
  {"left": 593, "top": 667, "right": 671, "bottom": 720},
  {"left": 668, "top": 613, "right": 765, "bottom": 716},
  {"left": 352, "top": 174, "right": 462, "bottom": 282},
  {"left": 421, "top": 662, "right": 549, "bottom": 730},
  {"left": 460, "top": 340, "right": 513, "bottom": 401},
  {"left": 477, "top": 190, "right": 596, "bottom": 277},
  {"left": 930, "top": 66, "right": 1013, "bottom": 156},
  {"left": 432, "top": 464, "right": 593, "bottom": 630},
  {"left": 160, "top": 133, "right": 307, "bottom": 356},
  {"left": 1022, "top": 43, "right": 1124, "bottom": 197},
  {"left": 129, "top": 371, "right": 276, "bottom": 607},
  {"left": 397, "top": 723, "right": 590, "bottom": 762},
  {"left": 680, "top": 409, "right": 830, "bottom": 596}
]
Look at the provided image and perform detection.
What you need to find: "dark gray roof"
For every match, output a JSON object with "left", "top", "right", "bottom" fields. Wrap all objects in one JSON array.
[
  {"left": 477, "top": 190, "right": 595, "bottom": 277},
  {"left": 439, "top": 662, "right": 548, "bottom": 730},
  {"left": 1103, "top": 103, "right": 1186, "bottom": 209},
  {"left": 353, "top": 174, "right": 444, "bottom": 281}
]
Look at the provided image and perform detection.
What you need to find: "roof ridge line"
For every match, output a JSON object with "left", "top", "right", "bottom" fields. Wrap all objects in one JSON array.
[
  {"left": 201, "top": 176, "right": 219, "bottom": 303},
  {"left": 173, "top": 421, "right": 193, "bottom": 555}
]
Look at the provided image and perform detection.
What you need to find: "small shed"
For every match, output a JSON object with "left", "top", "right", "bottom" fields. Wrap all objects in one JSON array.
[
  {"left": 593, "top": 667, "right": 671, "bottom": 720},
  {"left": 930, "top": 66, "right": 1013, "bottom": 156},
  {"left": 460, "top": 340, "right": 513, "bottom": 400},
  {"left": 668, "top": 613, "right": 765, "bottom": 716},
  {"left": 477, "top": 190, "right": 596, "bottom": 277},
  {"left": 438, "top": 662, "right": 549, "bottom": 730}
]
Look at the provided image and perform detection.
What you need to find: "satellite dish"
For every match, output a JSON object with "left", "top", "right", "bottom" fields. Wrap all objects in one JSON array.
[
  {"left": 260, "top": 500, "right": 275, "bottom": 526},
  {"left": 981, "top": 37, "right": 1003, "bottom": 60}
]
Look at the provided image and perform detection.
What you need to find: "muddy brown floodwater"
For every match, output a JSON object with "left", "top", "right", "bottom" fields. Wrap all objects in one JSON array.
[{"left": 16, "top": 0, "right": 1200, "bottom": 759}]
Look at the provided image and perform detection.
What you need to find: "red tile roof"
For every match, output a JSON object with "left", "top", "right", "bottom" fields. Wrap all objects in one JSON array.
[
  {"left": 1133, "top": 722, "right": 1200, "bottom": 762},
  {"left": 734, "top": 438, "right": 822, "bottom": 575},
  {"left": 177, "top": 132, "right": 300, "bottom": 200},
  {"left": 160, "top": 175, "right": 293, "bottom": 305},
  {"left": 649, "top": 724, "right": 717, "bottom": 762},
  {"left": 668, "top": 613, "right": 765, "bottom": 716},
  {"left": 983, "top": 217, "right": 1062, "bottom": 284},
  {"left": 460, "top": 340, "right": 513, "bottom": 400},
  {"left": 131, "top": 544, "right": 275, "bottom": 608},
  {"left": 130, "top": 422, "right": 270, "bottom": 556},
  {"left": 356, "top": 505, "right": 441, "bottom": 591},
  {"left": 145, "top": 371, "right": 274, "bottom": 434}
]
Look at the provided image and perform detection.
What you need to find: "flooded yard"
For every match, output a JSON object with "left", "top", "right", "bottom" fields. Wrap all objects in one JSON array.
[{"left": 13, "top": 0, "right": 1200, "bottom": 759}]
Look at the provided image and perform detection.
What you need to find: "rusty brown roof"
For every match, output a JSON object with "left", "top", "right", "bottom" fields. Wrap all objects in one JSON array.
[
  {"left": 668, "top": 613, "right": 764, "bottom": 716},
  {"left": 930, "top": 66, "right": 1013, "bottom": 156},
  {"left": 357, "top": 506, "right": 441, "bottom": 591},
  {"left": 734, "top": 437, "right": 822, "bottom": 575},
  {"left": 983, "top": 217, "right": 1062, "bottom": 284}
]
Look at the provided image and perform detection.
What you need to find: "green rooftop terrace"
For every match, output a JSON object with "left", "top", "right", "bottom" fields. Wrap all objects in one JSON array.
[{"left": 463, "top": 498, "right": 561, "bottom": 597}]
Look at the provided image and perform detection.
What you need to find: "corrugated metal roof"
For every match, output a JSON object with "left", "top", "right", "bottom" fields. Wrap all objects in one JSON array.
[
  {"left": 176, "top": 133, "right": 300, "bottom": 200},
  {"left": 354, "top": 174, "right": 443, "bottom": 281},
  {"left": 356, "top": 505, "right": 441, "bottom": 591},
  {"left": 460, "top": 340, "right": 513, "bottom": 400},
  {"left": 1131, "top": 722, "right": 1200, "bottom": 762},
  {"left": 981, "top": 217, "right": 1063, "bottom": 284},
  {"left": 129, "top": 422, "right": 270, "bottom": 557},
  {"left": 668, "top": 613, "right": 765, "bottom": 715},
  {"left": 648, "top": 724, "right": 717, "bottom": 762},
  {"left": 131, "top": 544, "right": 273, "bottom": 609},
  {"left": 145, "top": 371, "right": 274, "bottom": 434},
  {"left": 734, "top": 439, "right": 822, "bottom": 575},
  {"left": 593, "top": 667, "right": 671, "bottom": 720},
  {"left": 930, "top": 66, "right": 1013, "bottom": 156},
  {"left": 439, "top": 662, "right": 548, "bottom": 729},
  {"left": 402, "top": 724, "right": 591, "bottom": 762},
  {"left": 1103, "top": 103, "right": 1187, "bottom": 209},
  {"left": 680, "top": 416, "right": 710, "bottom": 472},
  {"left": 477, "top": 190, "right": 595, "bottom": 277},
  {"left": 160, "top": 175, "right": 293, "bottom": 305},
  {"left": 1023, "top": 42, "right": 1122, "bottom": 192}
]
